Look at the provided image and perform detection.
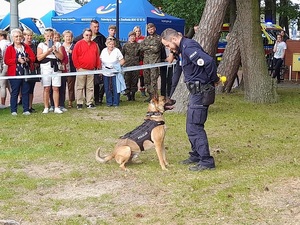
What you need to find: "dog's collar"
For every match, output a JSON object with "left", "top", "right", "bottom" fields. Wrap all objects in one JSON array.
[{"left": 146, "top": 111, "right": 163, "bottom": 117}]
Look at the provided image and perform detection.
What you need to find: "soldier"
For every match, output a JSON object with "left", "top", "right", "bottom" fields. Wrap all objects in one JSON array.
[
  {"left": 140, "top": 23, "right": 162, "bottom": 102},
  {"left": 121, "top": 31, "right": 141, "bottom": 101}
]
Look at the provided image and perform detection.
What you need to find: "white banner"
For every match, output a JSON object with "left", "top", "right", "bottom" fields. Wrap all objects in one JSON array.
[{"left": 55, "top": 0, "right": 81, "bottom": 15}]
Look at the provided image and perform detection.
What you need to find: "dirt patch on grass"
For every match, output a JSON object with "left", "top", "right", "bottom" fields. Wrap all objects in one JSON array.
[
  {"left": 14, "top": 162, "right": 73, "bottom": 179},
  {"left": 250, "top": 178, "right": 300, "bottom": 224}
]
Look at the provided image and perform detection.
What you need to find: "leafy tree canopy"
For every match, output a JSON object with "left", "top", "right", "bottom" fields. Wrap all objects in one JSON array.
[{"left": 150, "top": 0, "right": 206, "bottom": 30}]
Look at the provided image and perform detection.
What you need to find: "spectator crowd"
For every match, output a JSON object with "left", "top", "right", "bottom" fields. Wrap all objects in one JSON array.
[{"left": 0, "top": 20, "right": 174, "bottom": 115}]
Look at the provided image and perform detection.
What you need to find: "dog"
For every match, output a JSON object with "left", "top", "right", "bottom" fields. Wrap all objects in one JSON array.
[{"left": 95, "top": 96, "right": 174, "bottom": 171}]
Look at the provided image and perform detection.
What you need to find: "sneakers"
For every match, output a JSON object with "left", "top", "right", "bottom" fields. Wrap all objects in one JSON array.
[
  {"left": 0, "top": 104, "right": 7, "bottom": 109},
  {"left": 54, "top": 108, "right": 63, "bottom": 114},
  {"left": 49, "top": 106, "right": 54, "bottom": 112},
  {"left": 29, "top": 108, "right": 35, "bottom": 113},
  {"left": 42, "top": 108, "right": 49, "bottom": 114},
  {"left": 77, "top": 104, "right": 83, "bottom": 110},
  {"left": 23, "top": 111, "right": 31, "bottom": 116},
  {"left": 11, "top": 112, "right": 17, "bottom": 116},
  {"left": 180, "top": 158, "right": 197, "bottom": 165},
  {"left": 60, "top": 107, "right": 68, "bottom": 112},
  {"left": 189, "top": 164, "right": 215, "bottom": 172},
  {"left": 86, "top": 104, "right": 96, "bottom": 109}
]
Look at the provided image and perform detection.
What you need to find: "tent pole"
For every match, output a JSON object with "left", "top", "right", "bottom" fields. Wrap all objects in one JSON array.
[
  {"left": 116, "top": 0, "right": 119, "bottom": 39},
  {"left": 10, "top": 0, "right": 19, "bottom": 31}
]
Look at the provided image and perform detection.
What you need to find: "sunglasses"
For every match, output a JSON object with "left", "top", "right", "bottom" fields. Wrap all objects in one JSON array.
[{"left": 45, "top": 28, "right": 54, "bottom": 32}]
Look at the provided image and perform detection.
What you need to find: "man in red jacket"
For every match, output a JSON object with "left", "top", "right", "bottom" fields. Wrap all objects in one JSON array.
[{"left": 72, "top": 28, "right": 101, "bottom": 110}]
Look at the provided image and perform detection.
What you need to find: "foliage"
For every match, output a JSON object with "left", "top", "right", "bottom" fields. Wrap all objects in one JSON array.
[
  {"left": 33, "top": 34, "right": 45, "bottom": 45},
  {"left": 277, "top": 1, "right": 300, "bottom": 24},
  {"left": 150, "top": 0, "right": 206, "bottom": 31},
  {"left": 0, "top": 85, "right": 299, "bottom": 224}
]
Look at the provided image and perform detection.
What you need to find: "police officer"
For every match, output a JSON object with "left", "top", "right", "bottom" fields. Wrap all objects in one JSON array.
[{"left": 161, "top": 28, "right": 220, "bottom": 171}]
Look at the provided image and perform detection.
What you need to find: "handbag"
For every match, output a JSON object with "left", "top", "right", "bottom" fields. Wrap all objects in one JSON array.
[{"left": 57, "top": 60, "right": 66, "bottom": 71}]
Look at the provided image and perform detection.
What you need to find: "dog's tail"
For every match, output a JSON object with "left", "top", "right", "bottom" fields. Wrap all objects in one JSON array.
[{"left": 95, "top": 147, "right": 114, "bottom": 163}]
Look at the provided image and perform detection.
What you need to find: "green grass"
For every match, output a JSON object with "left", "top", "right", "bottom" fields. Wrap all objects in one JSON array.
[{"left": 0, "top": 88, "right": 299, "bottom": 225}]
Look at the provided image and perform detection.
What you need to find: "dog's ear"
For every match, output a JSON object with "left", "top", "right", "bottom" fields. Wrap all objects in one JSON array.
[{"left": 152, "top": 91, "right": 158, "bottom": 101}]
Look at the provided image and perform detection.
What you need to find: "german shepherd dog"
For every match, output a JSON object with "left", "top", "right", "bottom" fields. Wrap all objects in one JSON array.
[{"left": 95, "top": 96, "right": 173, "bottom": 171}]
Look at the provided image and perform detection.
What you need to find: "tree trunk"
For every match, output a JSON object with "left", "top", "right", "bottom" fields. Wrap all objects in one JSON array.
[
  {"left": 195, "top": 0, "right": 230, "bottom": 57},
  {"left": 216, "top": 19, "right": 241, "bottom": 93},
  {"left": 172, "top": 0, "right": 230, "bottom": 113},
  {"left": 236, "top": 0, "right": 278, "bottom": 103},
  {"left": 229, "top": 0, "right": 237, "bottom": 32}
]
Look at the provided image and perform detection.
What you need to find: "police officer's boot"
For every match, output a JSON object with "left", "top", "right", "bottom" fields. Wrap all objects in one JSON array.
[
  {"left": 144, "top": 93, "right": 152, "bottom": 103},
  {"left": 140, "top": 87, "right": 147, "bottom": 97},
  {"left": 131, "top": 92, "right": 136, "bottom": 101},
  {"left": 127, "top": 92, "right": 132, "bottom": 101}
]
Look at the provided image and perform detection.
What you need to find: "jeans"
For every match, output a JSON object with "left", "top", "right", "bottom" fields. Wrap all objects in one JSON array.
[
  {"left": 9, "top": 78, "right": 30, "bottom": 113},
  {"left": 103, "top": 76, "right": 120, "bottom": 106}
]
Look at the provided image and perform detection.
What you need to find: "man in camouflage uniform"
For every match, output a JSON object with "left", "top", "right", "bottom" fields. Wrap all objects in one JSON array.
[
  {"left": 140, "top": 23, "right": 162, "bottom": 101},
  {"left": 121, "top": 31, "right": 141, "bottom": 101}
]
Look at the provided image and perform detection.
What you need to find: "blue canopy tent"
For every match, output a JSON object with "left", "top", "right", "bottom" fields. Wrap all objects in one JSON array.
[
  {"left": 52, "top": 0, "right": 185, "bottom": 40},
  {"left": 0, "top": 14, "right": 41, "bottom": 34},
  {"left": 41, "top": 10, "right": 58, "bottom": 28}
]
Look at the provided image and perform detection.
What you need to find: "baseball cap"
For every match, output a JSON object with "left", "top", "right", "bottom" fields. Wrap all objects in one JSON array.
[
  {"left": 147, "top": 23, "right": 155, "bottom": 29},
  {"left": 128, "top": 31, "right": 136, "bottom": 37}
]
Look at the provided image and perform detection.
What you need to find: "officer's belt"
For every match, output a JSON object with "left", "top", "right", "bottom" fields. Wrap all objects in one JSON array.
[{"left": 186, "top": 81, "right": 212, "bottom": 95}]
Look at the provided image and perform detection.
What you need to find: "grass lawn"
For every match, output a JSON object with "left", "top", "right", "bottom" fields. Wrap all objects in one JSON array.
[{"left": 0, "top": 86, "right": 299, "bottom": 225}]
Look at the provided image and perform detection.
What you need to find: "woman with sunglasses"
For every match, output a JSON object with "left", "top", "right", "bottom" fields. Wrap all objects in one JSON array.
[
  {"left": 100, "top": 37, "right": 125, "bottom": 107},
  {"left": 37, "top": 28, "right": 64, "bottom": 114}
]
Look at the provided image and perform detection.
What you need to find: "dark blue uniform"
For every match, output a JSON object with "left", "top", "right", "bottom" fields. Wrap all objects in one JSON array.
[{"left": 175, "top": 37, "right": 219, "bottom": 169}]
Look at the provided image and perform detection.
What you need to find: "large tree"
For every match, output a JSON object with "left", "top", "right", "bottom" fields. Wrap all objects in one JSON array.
[
  {"left": 236, "top": 0, "right": 277, "bottom": 103},
  {"left": 171, "top": 0, "right": 230, "bottom": 113}
]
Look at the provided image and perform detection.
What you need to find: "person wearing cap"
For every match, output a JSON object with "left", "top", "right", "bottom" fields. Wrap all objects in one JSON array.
[
  {"left": 121, "top": 31, "right": 141, "bottom": 101},
  {"left": 0, "top": 30, "right": 11, "bottom": 109},
  {"left": 139, "top": 23, "right": 163, "bottom": 102}
]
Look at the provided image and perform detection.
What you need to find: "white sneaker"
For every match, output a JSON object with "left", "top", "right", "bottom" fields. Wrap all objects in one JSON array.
[
  {"left": 60, "top": 107, "right": 68, "bottom": 112},
  {"left": 42, "top": 108, "right": 49, "bottom": 114},
  {"left": 11, "top": 112, "right": 17, "bottom": 116},
  {"left": 0, "top": 104, "right": 7, "bottom": 109},
  {"left": 23, "top": 111, "right": 31, "bottom": 115},
  {"left": 49, "top": 106, "right": 54, "bottom": 112},
  {"left": 54, "top": 108, "right": 63, "bottom": 114}
]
